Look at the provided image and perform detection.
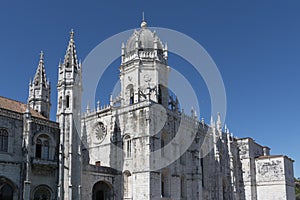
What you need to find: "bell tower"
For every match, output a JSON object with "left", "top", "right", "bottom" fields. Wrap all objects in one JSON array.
[
  {"left": 120, "top": 20, "right": 170, "bottom": 107},
  {"left": 56, "top": 29, "right": 82, "bottom": 200},
  {"left": 28, "top": 51, "right": 51, "bottom": 118},
  {"left": 116, "top": 19, "right": 173, "bottom": 200}
]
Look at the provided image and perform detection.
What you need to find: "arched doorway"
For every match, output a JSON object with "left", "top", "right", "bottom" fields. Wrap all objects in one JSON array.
[
  {"left": 0, "top": 177, "right": 14, "bottom": 200},
  {"left": 33, "top": 185, "right": 52, "bottom": 200},
  {"left": 92, "top": 181, "right": 112, "bottom": 200}
]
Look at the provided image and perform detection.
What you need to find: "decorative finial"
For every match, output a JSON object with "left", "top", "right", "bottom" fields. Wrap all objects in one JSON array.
[
  {"left": 97, "top": 101, "right": 100, "bottom": 111},
  {"left": 39, "top": 51, "right": 44, "bottom": 61},
  {"left": 142, "top": 11, "right": 145, "bottom": 22},
  {"left": 25, "top": 102, "right": 31, "bottom": 119},
  {"left": 70, "top": 29, "right": 74, "bottom": 39},
  {"left": 141, "top": 12, "right": 147, "bottom": 28},
  {"left": 210, "top": 116, "right": 214, "bottom": 124},
  {"left": 110, "top": 94, "right": 113, "bottom": 106},
  {"left": 225, "top": 124, "right": 228, "bottom": 133},
  {"left": 86, "top": 101, "right": 90, "bottom": 113},
  {"left": 217, "top": 112, "right": 221, "bottom": 124},
  {"left": 217, "top": 112, "right": 222, "bottom": 132}
]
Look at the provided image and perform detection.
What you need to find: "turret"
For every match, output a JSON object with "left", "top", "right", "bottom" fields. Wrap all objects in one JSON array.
[
  {"left": 120, "top": 19, "right": 170, "bottom": 107},
  {"left": 56, "top": 29, "right": 82, "bottom": 200},
  {"left": 28, "top": 51, "right": 51, "bottom": 118}
]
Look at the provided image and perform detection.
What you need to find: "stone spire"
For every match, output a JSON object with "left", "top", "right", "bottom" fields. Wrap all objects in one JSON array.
[
  {"left": 57, "top": 29, "right": 81, "bottom": 88},
  {"left": 56, "top": 29, "right": 82, "bottom": 200},
  {"left": 28, "top": 51, "right": 51, "bottom": 118},
  {"left": 33, "top": 51, "right": 48, "bottom": 87},
  {"left": 62, "top": 29, "right": 79, "bottom": 70}
]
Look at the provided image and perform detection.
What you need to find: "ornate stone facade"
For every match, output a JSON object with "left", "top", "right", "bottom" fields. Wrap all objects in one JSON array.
[{"left": 0, "top": 20, "right": 295, "bottom": 200}]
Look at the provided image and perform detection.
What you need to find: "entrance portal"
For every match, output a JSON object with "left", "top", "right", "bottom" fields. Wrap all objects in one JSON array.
[
  {"left": 92, "top": 181, "right": 112, "bottom": 200},
  {"left": 0, "top": 178, "right": 14, "bottom": 200}
]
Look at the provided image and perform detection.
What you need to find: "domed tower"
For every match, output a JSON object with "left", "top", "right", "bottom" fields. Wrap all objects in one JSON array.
[{"left": 120, "top": 20, "right": 170, "bottom": 107}]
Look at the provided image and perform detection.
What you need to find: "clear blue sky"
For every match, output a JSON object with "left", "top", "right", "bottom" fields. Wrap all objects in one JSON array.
[{"left": 0, "top": 1, "right": 299, "bottom": 177}]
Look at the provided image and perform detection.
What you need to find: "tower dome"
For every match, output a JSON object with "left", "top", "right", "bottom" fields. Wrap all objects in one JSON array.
[{"left": 124, "top": 20, "right": 164, "bottom": 56}]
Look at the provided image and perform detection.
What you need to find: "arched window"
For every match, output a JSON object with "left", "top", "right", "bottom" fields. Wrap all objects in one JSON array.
[
  {"left": 0, "top": 129, "right": 8, "bottom": 152},
  {"left": 129, "top": 88, "right": 134, "bottom": 105},
  {"left": 58, "top": 96, "right": 62, "bottom": 109},
  {"left": 0, "top": 177, "right": 15, "bottom": 200},
  {"left": 161, "top": 169, "right": 170, "bottom": 198},
  {"left": 66, "top": 95, "right": 70, "bottom": 108},
  {"left": 123, "top": 171, "right": 132, "bottom": 198},
  {"left": 180, "top": 176, "right": 186, "bottom": 199},
  {"left": 35, "top": 135, "right": 50, "bottom": 160},
  {"left": 33, "top": 185, "right": 51, "bottom": 200},
  {"left": 35, "top": 139, "right": 42, "bottom": 158},
  {"left": 126, "top": 84, "right": 134, "bottom": 105},
  {"left": 200, "top": 150, "right": 204, "bottom": 187},
  {"left": 124, "top": 135, "right": 131, "bottom": 158},
  {"left": 42, "top": 140, "right": 49, "bottom": 160}
]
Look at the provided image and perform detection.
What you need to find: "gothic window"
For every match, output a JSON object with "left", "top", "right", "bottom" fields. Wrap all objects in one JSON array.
[
  {"left": 129, "top": 88, "right": 134, "bottom": 105},
  {"left": 126, "top": 84, "right": 134, "bottom": 105},
  {"left": 58, "top": 96, "right": 62, "bottom": 109},
  {"left": 0, "top": 179, "right": 14, "bottom": 200},
  {"left": 200, "top": 150, "right": 204, "bottom": 187},
  {"left": 201, "top": 157, "right": 204, "bottom": 187},
  {"left": 124, "top": 135, "right": 131, "bottom": 158},
  {"left": 33, "top": 185, "right": 51, "bottom": 200},
  {"left": 158, "top": 84, "right": 162, "bottom": 104},
  {"left": 35, "top": 139, "right": 42, "bottom": 158},
  {"left": 161, "top": 170, "right": 170, "bottom": 198},
  {"left": 161, "top": 174, "right": 165, "bottom": 197},
  {"left": 0, "top": 129, "right": 8, "bottom": 152},
  {"left": 35, "top": 135, "right": 50, "bottom": 160},
  {"left": 66, "top": 95, "right": 70, "bottom": 108},
  {"left": 123, "top": 171, "right": 132, "bottom": 198},
  {"left": 42, "top": 140, "right": 49, "bottom": 160},
  {"left": 180, "top": 176, "right": 186, "bottom": 199}
]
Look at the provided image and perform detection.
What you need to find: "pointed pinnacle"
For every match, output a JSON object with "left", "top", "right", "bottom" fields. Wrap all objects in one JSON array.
[
  {"left": 70, "top": 29, "right": 74, "bottom": 40},
  {"left": 217, "top": 112, "right": 221, "bottom": 123},
  {"left": 39, "top": 51, "right": 44, "bottom": 62},
  {"left": 25, "top": 102, "right": 31, "bottom": 114}
]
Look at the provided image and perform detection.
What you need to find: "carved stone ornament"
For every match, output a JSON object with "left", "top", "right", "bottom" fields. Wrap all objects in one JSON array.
[{"left": 144, "top": 74, "right": 151, "bottom": 82}]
